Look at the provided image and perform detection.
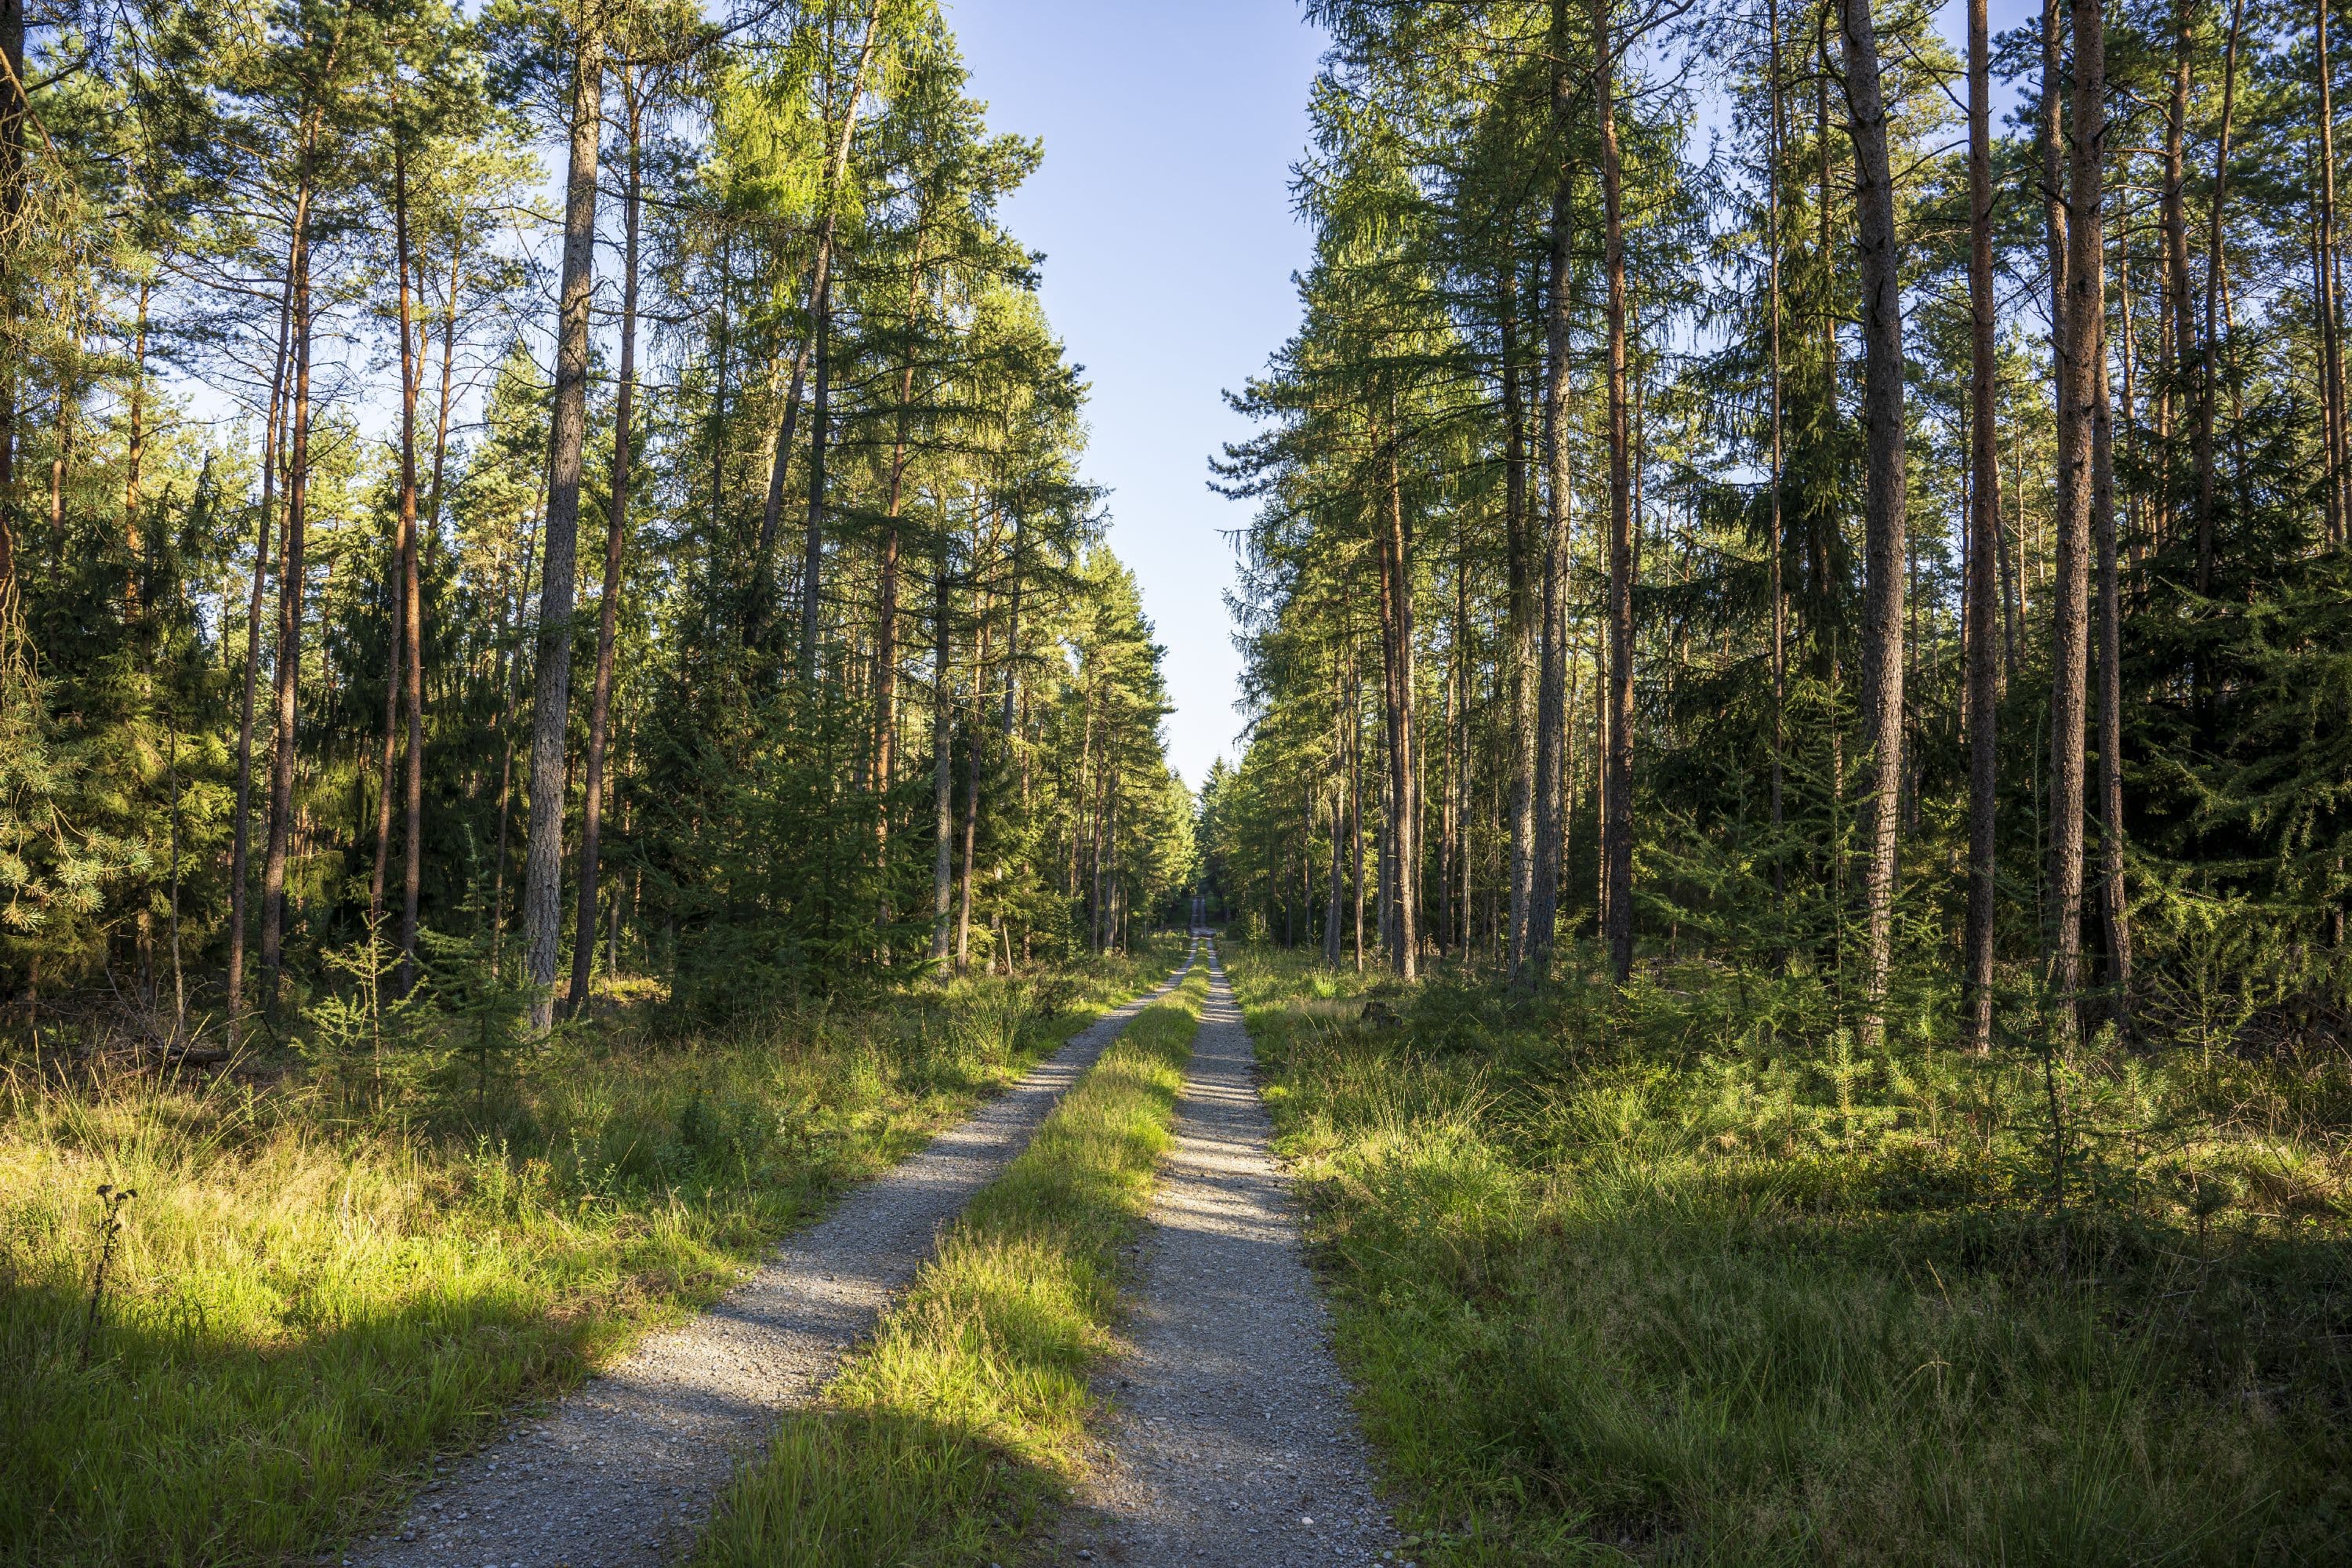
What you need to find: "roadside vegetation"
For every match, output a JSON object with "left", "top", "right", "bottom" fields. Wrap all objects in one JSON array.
[
  {"left": 694, "top": 962, "right": 1212, "bottom": 1568},
  {"left": 1230, "top": 944, "right": 2352, "bottom": 1567},
  {"left": 0, "top": 938, "right": 1182, "bottom": 1567}
]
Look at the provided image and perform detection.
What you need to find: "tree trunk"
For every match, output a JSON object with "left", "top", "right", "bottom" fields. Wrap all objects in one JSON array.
[
  {"left": 1504, "top": 263, "right": 1539, "bottom": 978},
  {"left": 1965, "top": 0, "right": 2001, "bottom": 1053},
  {"left": 227, "top": 246, "right": 294, "bottom": 1047},
  {"left": 522, "top": 24, "right": 604, "bottom": 1036},
  {"left": 2095, "top": 310, "right": 2133, "bottom": 1039},
  {"left": 796, "top": 0, "right": 887, "bottom": 683},
  {"left": 2046, "top": 0, "right": 2107, "bottom": 1029},
  {"left": 567, "top": 76, "right": 643, "bottom": 1019},
  {"left": 1597, "top": 0, "right": 1635, "bottom": 986},
  {"left": 2319, "top": 0, "right": 2347, "bottom": 546},
  {"left": 930, "top": 537, "right": 954, "bottom": 963},
  {"left": 1528, "top": 0, "right": 1577, "bottom": 983},
  {"left": 1844, "top": 0, "right": 1909, "bottom": 1046},
  {"left": 394, "top": 140, "right": 426, "bottom": 993},
  {"left": 957, "top": 607, "right": 989, "bottom": 970},
  {"left": 1377, "top": 440, "right": 1418, "bottom": 979},
  {"left": 259, "top": 239, "right": 315, "bottom": 1010},
  {"left": 1767, "top": 0, "right": 1787, "bottom": 907},
  {"left": 2195, "top": 0, "right": 2245, "bottom": 596}
]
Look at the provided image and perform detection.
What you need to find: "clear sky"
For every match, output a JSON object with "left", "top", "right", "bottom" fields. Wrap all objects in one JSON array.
[{"left": 944, "top": 0, "right": 1327, "bottom": 792}]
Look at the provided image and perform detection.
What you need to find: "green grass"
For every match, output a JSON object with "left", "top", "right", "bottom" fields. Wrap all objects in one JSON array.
[
  {"left": 692, "top": 960, "right": 1214, "bottom": 1568},
  {"left": 0, "top": 938, "right": 1185, "bottom": 1568},
  {"left": 1229, "top": 944, "right": 2352, "bottom": 1566}
]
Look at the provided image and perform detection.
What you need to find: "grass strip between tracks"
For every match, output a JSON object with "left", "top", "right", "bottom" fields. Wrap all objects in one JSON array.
[{"left": 693, "top": 961, "right": 1214, "bottom": 1568}]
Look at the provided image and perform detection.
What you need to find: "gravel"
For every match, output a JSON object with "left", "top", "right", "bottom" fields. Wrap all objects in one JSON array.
[
  {"left": 347, "top": 945, "right": 1196, "bottom": 1568},
  {"left": 1057, "top": 947, "right": 1402, "bottom": 1568}
]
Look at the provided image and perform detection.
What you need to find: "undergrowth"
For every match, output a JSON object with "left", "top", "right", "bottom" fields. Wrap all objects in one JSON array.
[
  {"left": 1232, "top": 942, "right": 2352, "bottom": 1566},
  {"left": 693, "top": 959, "right": 1213, "bottom": 1568},
  {"left": 0, "top": 938, "right": 1183, "bottom": 1567}
]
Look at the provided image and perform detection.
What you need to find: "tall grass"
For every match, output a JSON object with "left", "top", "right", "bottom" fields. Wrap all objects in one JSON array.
[
  {"left": 1231, "top": 944, "right": 2352, "bottom": 1566},
  {"left": 694, "top": 964, "right": 1214, "bottom": 1568},
  {"left": 0, "top": 940, "right": 1183, "bottom": 1568}
]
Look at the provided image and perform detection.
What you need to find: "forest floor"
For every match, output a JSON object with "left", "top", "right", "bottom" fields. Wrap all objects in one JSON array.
[
  {"left": 0, "top": 938, "right": 1188, "bottom": 1566},
  {"left": 1227, "top": 943, "right": 2352, "bottom": 1566}
]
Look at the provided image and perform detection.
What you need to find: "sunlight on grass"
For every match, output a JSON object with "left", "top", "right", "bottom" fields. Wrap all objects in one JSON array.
[
  {"left": 0, "top": 940, "right": 1184, "bottom": 1568},
  {"left": 1228, "top": 945, "right": 2352, "bottom": 1567}
]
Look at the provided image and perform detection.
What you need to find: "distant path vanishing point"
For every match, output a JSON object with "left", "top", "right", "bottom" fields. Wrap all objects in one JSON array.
[
  {"left": 350, "top": 941, "right": 1198, "bottom": 1568},
  {"left": 1058, "top": 946, "right": 1400, "bottom": 1567}
]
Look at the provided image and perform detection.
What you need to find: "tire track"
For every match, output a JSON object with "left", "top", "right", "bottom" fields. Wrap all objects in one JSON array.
[
  {"left": 1058, "top": 947, "right": 1399, "bottom": 1567},
  {"left": 350, "top": 942, "right": 1197, "bottom": 1568}
]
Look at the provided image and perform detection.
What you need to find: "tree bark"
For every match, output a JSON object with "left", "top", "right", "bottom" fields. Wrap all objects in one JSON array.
[
  {"left": 1843, "top": 0, "right": 1908, "bottom": 1047},
  {"left": 567, "top": 74, "right": 643, "bottom": 1019},
  {"left": 1965, "top": 0, "right": 2001, "bottom": 1053},
  {"left": 522, "top": 20, "right": 604, "bottom": 1036},
  {"left": 2195, "top": 0, "right": 2244, "bottom": 596},
  {"left": 1596, "top": 0, "right": 1635, "bottom": 986},
  {"left": 1504, "top": 262, "right": 1539, "bottom": 978},
  {"left": 258, "top": 236, "right": 315, "bottom": 1011},
  {"left": 1767, "top": 0, "right": 1787, "bottom": 908},
  {"left": 1377, "top": 439, "right": 1418, "bottom": 979},
  {"left": 1528, "top": 0, "right": 1577, "bottom": 983},
  {"left": 227, "top": 245, "right": 294, "bottom": 1047},
  {"left": 2046, "top": 0, "right": 2107, "bottom": 1028},
  {"left": 795, "top": 0, "right": 886, "bottom": 682},
  {"left": 394, "top": 139, "right": 426, "bottom": 993},
  {"left": 930, "top": 533, "right": 954, "bottom": 963},
  {"left": 2319, "top": 0, "right": 2347, "bottom": 546}
]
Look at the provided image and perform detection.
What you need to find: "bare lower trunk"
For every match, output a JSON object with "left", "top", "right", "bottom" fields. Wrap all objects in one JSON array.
[
  {"left": 1964, "top": 0, "right": 2001, "bottom": 1053},
  {"left": 1377, "top": 442, "right": 1418, "bottom": 979},
  {"left": 522, "top": 27, "right": 604, "bottom": 1036},
  {"left": 1528, "top": 0, "right": 1577, "bottom": 983},
  {"left": 2046, "top": 0, "right": 2107, "bottom": 1030},
  {"left": 1596, "top": 0, "right": 1635, "bottom": 986},
  {"left": 1845, "top": 0, "right": 1909, "bottom": 1047},
  {"left": 2094, "top": 315, "right": 2133, "bottom": 1038},
  {"left": 1503, "top": 264, "right": 1538, "bottom": 978},
  {"left": 227, "top": 256, "right": 293, "bottom": 1047},
  {"left": 795, "top": 0, "right": 886, "bottom": 683},
  {"left": 259, "top": 251, "right": 315, "bottom": 1010},
  {"left": 395, "top": 148, "right": 427, "bottom": 993},
  {"left": 568, "top": 82, "right": 643, "bottom": 1018},
  {"left": 930, "top": 543, "right": 954, "bottom": 963},
  {"left": 2195, "top": 0, "right": 2245, "bottom": 596}
]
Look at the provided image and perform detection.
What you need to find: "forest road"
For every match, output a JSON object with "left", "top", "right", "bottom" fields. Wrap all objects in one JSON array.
[
  {"left": 1056, "top": 946, "right": 1401, "bottom": 1567},
  {"left": 346, "top": 941, "right": 1198, "bottom": 1568}
]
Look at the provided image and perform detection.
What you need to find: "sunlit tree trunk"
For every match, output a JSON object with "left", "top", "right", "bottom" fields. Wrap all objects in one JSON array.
[
  {"left": 2195, "top": 0, "right": 2245, "bottom": 597},
  {"left": 1597, "top": 0, "right": 1636, "bottom": 986},
  {"left": 1843, "top": 0, "right": 1907, "bottom": 1046},
  {"left": 227, "top": 249, "right": 293, "bottom": 1047},
  {"left": 394, "top": 140, "right": 427, "bottom": 994},
  {"left": 567, "top": 74, "right": 644, "bottom": 1018},
  {"left": 522, "top": 21, "right": 604, "bottom": 1036},
  {"left": 2046, "top": 0, "right": 2107, "bottom": 1029},
  {"left": 1965, "top": 0, "right": 2001, "bottom": 1053},
  {"left": 931, "top": 532, "right": 954, "bottom": 964},
  {"left": 259, "top": 233, "right": 315, "bottom": 1011},
  {"left": 796, "top": 0, "right": 886, "bottom": 683}
]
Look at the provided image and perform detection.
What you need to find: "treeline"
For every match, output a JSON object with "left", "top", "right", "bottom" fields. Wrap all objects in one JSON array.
[
  {"left": 1207, "top": 0, "right": 2352, "bottom": 1049},
  {"left": 0, "top": 0, "right": 1192, "bottom": 1051}
]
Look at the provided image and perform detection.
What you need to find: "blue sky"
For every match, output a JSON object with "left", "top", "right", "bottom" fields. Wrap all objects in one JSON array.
[{"left": 945, "top": 0, "right": 1327, "bottom": 790}]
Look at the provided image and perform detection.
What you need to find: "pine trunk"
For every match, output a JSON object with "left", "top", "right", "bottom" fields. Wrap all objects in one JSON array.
[{"left": 522, "top": 26, "right": 603, "bottom": 1036}]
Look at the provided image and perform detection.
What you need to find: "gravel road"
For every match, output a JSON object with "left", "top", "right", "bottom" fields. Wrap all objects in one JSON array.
[
  {"left": 347, "top": 943, "right": 1196, "bottom": 1568},
  {"left": 1056, "top": 947, "right": 1401, "bottom": 1568}
]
